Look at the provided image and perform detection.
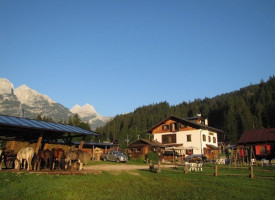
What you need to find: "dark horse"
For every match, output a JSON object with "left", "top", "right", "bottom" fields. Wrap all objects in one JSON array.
[
  {"left": 0, "top": 149, "right": 16, "bottom": 169},
  {"left": 52, "top": 148, "right": 65, "bottom": 170},
  {"left": 33, "top": 149, "right": 53, "bottom": 170}
]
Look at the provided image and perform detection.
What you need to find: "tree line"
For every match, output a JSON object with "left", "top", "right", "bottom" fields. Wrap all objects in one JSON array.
[{"left": 96, "top": 76, "right": 275, "bottom": 147}]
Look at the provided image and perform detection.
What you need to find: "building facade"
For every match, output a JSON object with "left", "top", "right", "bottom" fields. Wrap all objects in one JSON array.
[{"left": 147, "top": 115, "right": 223, "bottom": 159}]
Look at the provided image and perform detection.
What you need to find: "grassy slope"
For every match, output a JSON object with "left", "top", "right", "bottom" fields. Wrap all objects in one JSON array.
[{"left": 0, "top": 168, "right": 274, "bottom": 200}]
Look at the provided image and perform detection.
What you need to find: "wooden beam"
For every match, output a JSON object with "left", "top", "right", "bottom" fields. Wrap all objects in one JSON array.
[
  {"left": 79, "top": 140, "right": 84, "bottom": 150},
  {"left": 35, "top": 136, "right": 43, "bottom": 154}
]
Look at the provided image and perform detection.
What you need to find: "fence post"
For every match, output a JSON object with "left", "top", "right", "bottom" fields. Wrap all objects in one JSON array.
[
  {"left": 250, "top": 166, "right": 254, "bottom": 179},
  {"left": 184, "top": 164, "right": 189, "bottom": 174},
  {"left": 157, "top": 160, "right": 161, "bottom": 173},
  {"left": 214, "top": 165, "right": 218, "bottom": 177}
]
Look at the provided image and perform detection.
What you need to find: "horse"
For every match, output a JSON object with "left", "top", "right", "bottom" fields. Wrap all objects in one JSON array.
[
  {"left": 2, "top": 149, "right": 16, "bottom": 169},
  {"left": 52, "top": 148, "right": 65, "bottom": 170},
  {"left": 14, "top": 147, "right": 34, "bottom": 170},
  {"left": 65, "top": 150, "right": 90, "bottom": 170},
  {"left": 33, "top": 149, "right": 53, "bottom": 170}
]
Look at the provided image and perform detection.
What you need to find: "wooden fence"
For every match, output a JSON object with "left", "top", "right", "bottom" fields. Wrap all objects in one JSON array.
[{"left": 169, "top": 163, "right": 275, "bottom": 180}]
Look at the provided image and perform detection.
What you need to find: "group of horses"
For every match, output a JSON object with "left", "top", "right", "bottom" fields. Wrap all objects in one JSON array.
[{"left": 0, "top": 147, "right": 90, "bottom": 171}]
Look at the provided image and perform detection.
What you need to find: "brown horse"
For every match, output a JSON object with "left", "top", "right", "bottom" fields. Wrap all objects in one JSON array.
[
  {"left": 65, "top": 150, "right": 90, "bottom": 170},
  {"left": 52, "top": 148, "right": 65, "bottom": 170},
  {"left": 1, "top": 149, "right": 16, "bottom": 169},
  {"left": 33, "top": 149, "right": 53, "bottom": 170}
]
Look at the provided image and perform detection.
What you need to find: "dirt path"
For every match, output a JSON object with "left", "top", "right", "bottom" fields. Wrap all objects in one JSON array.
[
  {"left": 0, "top": 164, "right": 174, "bottom": 175},
  {"left": 83, "top": 164, "right": 149, "bottom": 171}
]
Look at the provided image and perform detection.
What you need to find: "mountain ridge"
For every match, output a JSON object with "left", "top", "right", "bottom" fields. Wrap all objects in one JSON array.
[{"left": 0, "top": 78, "right": 111, "bottom": 130}]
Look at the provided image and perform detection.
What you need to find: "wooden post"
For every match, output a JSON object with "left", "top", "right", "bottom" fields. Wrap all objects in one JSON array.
[
  {"left": 149, "top": 161, "right": 154, "bottom": 172},
  {"left": 157, "top": 160, "right": 161, "bottom": 173},
  {"left": 250, "top": 166, "right": 254, "bottom": 178},
  {"left": 184, "top": 164, "right": 189, "bottom": 174},
  {"left": 79, "top": 140, "right": 84, "bottom": 150},
  {"left": 214, "top": 165, "right": 218, "bottom": 177},
  {"left": 43, "top": 143, "right": 48, "bottom": 150},
  {"left": 35, "top": 136, "right": 43, "bottom": 154},
  {"left": 250, "top": 146, "right": 253, "bottom": 165},
  {"left": 92, "top": 145, "right": 95, "bottom": 161}
]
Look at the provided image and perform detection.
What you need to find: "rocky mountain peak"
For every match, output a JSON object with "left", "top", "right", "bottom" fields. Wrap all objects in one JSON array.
[
  {"left": 0, "top": 78, "right": 14, "bottom": 95},
  {"left": 14, "top": 84, "right": 55, "bottom": 105},
  {"left": 71, "top": 103, "right": 98, "bottom": 118}
]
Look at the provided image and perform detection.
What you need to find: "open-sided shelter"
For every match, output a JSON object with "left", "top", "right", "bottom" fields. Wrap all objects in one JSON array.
[{"left": 0, "top": 114, "right": 98, "bottom": 154}]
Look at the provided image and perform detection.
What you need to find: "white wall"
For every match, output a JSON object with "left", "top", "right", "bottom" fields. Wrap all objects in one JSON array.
[{"left": 153, "top": 129, "right": 218, "bottom": 155}]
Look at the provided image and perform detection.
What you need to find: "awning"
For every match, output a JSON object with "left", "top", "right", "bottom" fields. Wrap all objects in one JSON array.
[
  {"left": 206, "top": 144, "right": 219, "bottom": 149},
  {"left": 183, "top": 146, "right": 199, "bottom": 150}
]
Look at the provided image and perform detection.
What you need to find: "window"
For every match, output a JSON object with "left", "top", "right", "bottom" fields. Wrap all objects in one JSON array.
[
  {"left": 170, "top": 123, "right": 179, "bottom": 132},
  {"left": 135, "top": 148, "right": 141, "bottom": 153},
  {"left": 162, "top": 134, "right": 176, "bottom": 144},
  {"left": 187, "top": 135, "right": 191, "bottom": 142},
  {"left": 208, "top": 136, "right": 211, "bottom": 142},
  {"left": 203, "top": 134, "right": 206, "bottom": 141},
  {"left": 213, "top": 137, "right": 216, "bottom": 143},
  {"left": 162, "top": 125, "right": 169, "bottom": 131}
]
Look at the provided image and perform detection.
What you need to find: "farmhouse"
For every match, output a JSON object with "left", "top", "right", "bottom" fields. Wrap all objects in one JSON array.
[
  {"left": 238, "top": 128, "right": 275, "bottom": 160},
  {"left": 147, "top": 115, "right": 224, "bottom": 160},
  {"left": 127, "top": 138, "right": 166, "bottom": 160}
]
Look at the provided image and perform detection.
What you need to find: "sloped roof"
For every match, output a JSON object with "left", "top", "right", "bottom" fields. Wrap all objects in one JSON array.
[
  {"left": 0, "top": 114, "right": 98, "bottom": 142},
  {"left": 127, "top": 138, "right": 166, "bottom": 148},
  {"left": 238, "top": 128, "right": 275, "bottom": 144},
  {"left": 147, "top": 115, "right": 224, "bottom": 134}
]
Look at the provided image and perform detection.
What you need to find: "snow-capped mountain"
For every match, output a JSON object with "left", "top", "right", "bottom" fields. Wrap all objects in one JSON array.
[
  {"left": 71, "top": 104, "right": 112, "bottom": 130},
  {"left": 0, "top": 78, "right": 112, "bottom": 130}
]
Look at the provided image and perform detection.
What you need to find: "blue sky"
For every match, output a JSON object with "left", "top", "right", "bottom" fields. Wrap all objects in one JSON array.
[{"left": 1, "top": 0, "right": 274, "bottom": 117}]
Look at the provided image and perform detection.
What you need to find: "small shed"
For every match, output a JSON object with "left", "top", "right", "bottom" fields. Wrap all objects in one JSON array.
[
  {"left": 238, "top": 128, "right": 275, "bottom": 160},
  {"left": 127, "top": 139, "right": 166, "bottom": 160}
]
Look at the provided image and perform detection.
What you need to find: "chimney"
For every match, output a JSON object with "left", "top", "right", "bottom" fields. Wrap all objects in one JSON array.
[{"left": 204, "top": 118, "right": 208, "bottom": 126}]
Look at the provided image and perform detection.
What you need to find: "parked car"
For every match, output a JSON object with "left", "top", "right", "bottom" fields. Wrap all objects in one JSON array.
[{"left": 101, "top": 151, "right": 128, "bottom": 163}]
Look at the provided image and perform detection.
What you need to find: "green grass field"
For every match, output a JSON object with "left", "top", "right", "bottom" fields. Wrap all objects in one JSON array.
[{"left": 0, "top": 165, "right": 274, "bottom": 200}]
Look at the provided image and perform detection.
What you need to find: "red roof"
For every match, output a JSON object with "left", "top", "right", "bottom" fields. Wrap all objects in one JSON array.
[{"left": 238, "top": 128, "right": 275, "bottom": 144}]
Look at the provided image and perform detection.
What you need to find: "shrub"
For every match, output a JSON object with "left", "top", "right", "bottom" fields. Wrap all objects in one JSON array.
[{"left": 147, "top": 152, "right": 159, "bottom": 163}]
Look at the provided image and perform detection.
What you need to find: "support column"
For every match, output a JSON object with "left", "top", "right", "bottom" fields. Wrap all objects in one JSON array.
[
  {"left": 43, "top": 143, "right": 48, "bottom": 150},
  {"left": 79, "top": 140, "right": 84, "bottom": 150},
  {"left": 92, "top": 145, "right": 95, "bottom": 161},
  {"left": 35, "top": 136, "right": 43, "bottom": 154}
]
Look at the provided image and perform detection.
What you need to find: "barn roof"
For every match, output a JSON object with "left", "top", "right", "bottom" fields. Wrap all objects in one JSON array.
[
  {"left": 127, "top": 139, "right": 166, "bottom": 148},
  {"left": 0, "top": 114, "right": 98, "bottom": 142},
  {"left": 238, "top": 128, "right": 275, "bottom": 144}
]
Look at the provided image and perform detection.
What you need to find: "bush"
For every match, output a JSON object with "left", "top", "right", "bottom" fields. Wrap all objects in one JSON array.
[{"left": 147, "top": 152, "right": 159, "bottom": 163}]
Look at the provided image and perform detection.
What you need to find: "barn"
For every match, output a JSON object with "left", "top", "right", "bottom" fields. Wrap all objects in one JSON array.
[
  {"left": 238, "top": 128, "right": 275, "bottom": 160},
  {"left": 0, "top": 114, "right": 99, "bottom": 169}
]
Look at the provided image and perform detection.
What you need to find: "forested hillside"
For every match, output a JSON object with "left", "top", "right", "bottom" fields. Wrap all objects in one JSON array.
[{"left": 96, "top": 76, "right": 275, "bottom": 147}]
